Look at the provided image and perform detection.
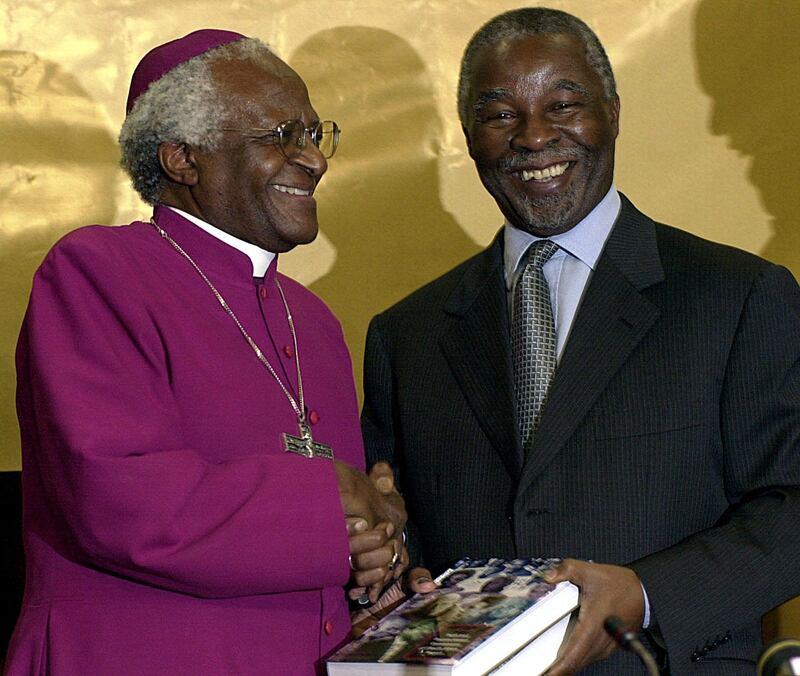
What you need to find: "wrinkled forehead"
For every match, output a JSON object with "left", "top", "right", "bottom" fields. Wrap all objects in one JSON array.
[
  {"left": 210, "top": 53, "right": 303, "bottom": 92},
  {"left": 469, "top": 33, "right": 596, "bottom": 91},
  {"left": 210, "top": 57, "right": 313, "bottom": 121}
]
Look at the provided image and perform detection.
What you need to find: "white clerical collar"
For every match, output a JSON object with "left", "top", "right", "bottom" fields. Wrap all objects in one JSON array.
[
  {"left": 166, "top": 206, "right": 275, "bottom": 277},
  {"left": 504, "top": 186, "right": 621, "bottom": 288}
]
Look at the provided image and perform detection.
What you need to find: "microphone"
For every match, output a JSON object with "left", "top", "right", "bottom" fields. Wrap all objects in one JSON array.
[
  {"left": 758, "top": 638, "right": 800, "bottom": 676},
  {"left": 604, "top": 615, "right": 659, "bottom": 676}
]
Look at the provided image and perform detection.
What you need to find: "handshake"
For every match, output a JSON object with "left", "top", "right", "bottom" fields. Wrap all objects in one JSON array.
[
  {"left": 334, "top": 461, "right": 436, "bottom": 627},
  {"left": 334, "top": 461, "right": 649, "bottom": 675}
]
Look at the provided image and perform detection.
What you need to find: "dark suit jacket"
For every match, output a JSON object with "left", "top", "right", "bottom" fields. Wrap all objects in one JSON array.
[{"left": 362, "top": 196, "right": 800, "bottom": 675}]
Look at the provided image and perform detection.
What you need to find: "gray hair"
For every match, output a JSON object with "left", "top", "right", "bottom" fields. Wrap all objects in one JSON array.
[
  {"left": 457, "top": 7, "right": 616, "bottom": 126},
  {"left": 119, "top": 38, "right": 276, "bottom": 205}
]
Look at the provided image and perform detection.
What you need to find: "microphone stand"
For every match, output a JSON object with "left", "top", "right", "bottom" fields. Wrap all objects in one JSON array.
[{"left": 604, "top": 615, "right": 659, "bottom": 676}]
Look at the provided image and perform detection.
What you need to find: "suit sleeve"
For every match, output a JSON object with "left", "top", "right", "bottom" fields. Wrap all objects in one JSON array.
[
  {"left": 17, "top": 240, "right": 352, "bottom": 598},
  {"left": 361, "top": 314, "right": 427, "bottom": 568},
  {"left": 630, "top": 263, "right": 800, "bottom": 661},
  {"left": 361, "top": 315, "right": 396, "bottom": 468}
]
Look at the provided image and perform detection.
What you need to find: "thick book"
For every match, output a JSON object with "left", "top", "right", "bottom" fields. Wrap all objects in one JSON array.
[{"left": 327, "top": 557, "right": 579, "bottom": 676}]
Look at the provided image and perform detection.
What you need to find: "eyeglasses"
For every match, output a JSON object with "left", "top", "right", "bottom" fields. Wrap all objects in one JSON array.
[{"left": 218, "top": 119, "right": 340, "bottom": 159}]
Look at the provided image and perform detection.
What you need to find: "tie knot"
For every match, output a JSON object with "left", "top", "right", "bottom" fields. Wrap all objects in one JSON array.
[{"left": 527, "top": 240, "right": 559, "bottom": 270}]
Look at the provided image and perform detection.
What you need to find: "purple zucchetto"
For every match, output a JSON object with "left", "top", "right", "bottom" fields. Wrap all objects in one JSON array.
[{"left": 125, "top": 29, "right": 247, "bottom": 114}]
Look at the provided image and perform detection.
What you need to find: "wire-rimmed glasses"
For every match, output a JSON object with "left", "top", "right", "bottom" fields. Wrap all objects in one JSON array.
[{"left": 219, "top": 119, "right": 340, "bottom": 159}]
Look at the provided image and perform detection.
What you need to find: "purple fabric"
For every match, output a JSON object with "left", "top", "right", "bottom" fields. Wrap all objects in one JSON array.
[
  {"left": 126, "top": 29, "right": 246, "bottom": 113},
  {"left": 7, "top": 206, "right": 364, "bottom": 675}
]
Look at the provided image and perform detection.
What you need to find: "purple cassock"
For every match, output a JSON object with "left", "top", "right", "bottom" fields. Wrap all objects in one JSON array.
[{"left": 7, "top": 206, "right": 364, "bottom": 675}]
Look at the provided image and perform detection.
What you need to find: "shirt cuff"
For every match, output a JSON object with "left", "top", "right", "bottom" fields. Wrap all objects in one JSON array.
[{"left": 641, "top": 581, "right": 651, "bottom": 628}]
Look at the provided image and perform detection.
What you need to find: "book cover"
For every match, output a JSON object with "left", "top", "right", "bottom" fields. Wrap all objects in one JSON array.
[{"left": 327, "top": 557, "right": 579, "bottom": 675}]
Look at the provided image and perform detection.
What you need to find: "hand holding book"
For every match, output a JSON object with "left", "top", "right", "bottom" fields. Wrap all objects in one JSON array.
[
  {"left": 543, "top": 559, "right": 646, "bottom": 675},
  {"left": 330, "top": 557, "right": 580, "bottom": 675}
]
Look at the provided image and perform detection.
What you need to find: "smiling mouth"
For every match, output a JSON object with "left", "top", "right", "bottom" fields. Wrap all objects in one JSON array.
[
  {"left": 272, "top": 184, "right": 313, "bottom": 196},
  {"left": 520, "top": 162, "right": 570, "bottom": 182}
]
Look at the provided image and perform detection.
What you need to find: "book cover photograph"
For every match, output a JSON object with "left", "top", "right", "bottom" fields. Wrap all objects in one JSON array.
[{"left": 327, "top": 557, "right": 579, "bottom": 675}]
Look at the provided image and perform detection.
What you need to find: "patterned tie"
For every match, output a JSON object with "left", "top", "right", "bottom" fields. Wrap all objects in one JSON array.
[{"left": 512, "top": 240, "right": 559, "bottom": 453}]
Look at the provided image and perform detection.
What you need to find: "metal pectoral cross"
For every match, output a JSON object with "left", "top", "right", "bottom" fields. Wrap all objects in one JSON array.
[{"left": 283, "top": 421, "right": 334, "bottom": 460}]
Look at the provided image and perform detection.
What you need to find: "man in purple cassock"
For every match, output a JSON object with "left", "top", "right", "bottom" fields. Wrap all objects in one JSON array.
[{"left": 5, "top": 29, "right": 405, "bottom": 676}]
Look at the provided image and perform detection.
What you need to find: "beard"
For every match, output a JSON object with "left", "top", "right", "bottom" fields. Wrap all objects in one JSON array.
[
  {"left": 492, "top": 146, "right": 596, "bottom": 234},
  {"left": 514, "top": 189, "right": 582, "bottom": 233}
]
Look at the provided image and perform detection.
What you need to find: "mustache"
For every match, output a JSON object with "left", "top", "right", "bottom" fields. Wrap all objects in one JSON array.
[{"left": 500, "top": 146, "right": 588, "bottom": 172}]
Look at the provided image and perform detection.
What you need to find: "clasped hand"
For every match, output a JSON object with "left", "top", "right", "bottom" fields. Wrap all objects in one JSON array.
[
  {"left": 337, "top": 463, "right": 646, "bottom": 671},
  {"left": 335, "top": 461, "right": 409, "bottom": 604}
]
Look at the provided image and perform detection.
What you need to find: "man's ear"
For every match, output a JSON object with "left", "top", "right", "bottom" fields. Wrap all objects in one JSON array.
[
  {"left": 462, "top": 124, "right": 474, "bottom": 159},
  {"left": 609, "top": 95, "right": 621, "bottom": 139},
  {"left": 158, "top": 142, "right": 199, "bottom": 186}
]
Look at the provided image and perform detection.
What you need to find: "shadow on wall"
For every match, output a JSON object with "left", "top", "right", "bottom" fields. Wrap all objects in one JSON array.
[
  {"left": 694, "top": 0, "right": 800, "bottom": 641},
  {"left": 694, "top": 0, "right": 800, "bottom": 278},
  {"left": 0, "top": 51, "right": 119, "bottom": 470},
  {"left": 290, "top": 27, "right": 481, "bottom": 396}
]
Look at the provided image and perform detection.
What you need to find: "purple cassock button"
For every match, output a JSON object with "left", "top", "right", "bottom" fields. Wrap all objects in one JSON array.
[{"left": 309, "top": 410, "right": 319, "bottom": 425}]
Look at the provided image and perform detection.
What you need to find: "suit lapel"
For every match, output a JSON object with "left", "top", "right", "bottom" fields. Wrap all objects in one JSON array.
[
  {"left": 519, "top": 196, "right": 666, "bottom": 487},
  {"left": 439, "top": 235, "right": 523, "bottom": 479}
]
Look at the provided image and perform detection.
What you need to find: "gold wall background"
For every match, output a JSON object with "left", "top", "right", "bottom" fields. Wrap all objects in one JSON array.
[{"left": 2, "top": 0, "right": 798, "bottom": 636}]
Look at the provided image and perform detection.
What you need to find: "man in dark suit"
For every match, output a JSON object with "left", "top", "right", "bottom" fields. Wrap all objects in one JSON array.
[{"left": 361, "top": 7, "right": 800, "bottom": 675}]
